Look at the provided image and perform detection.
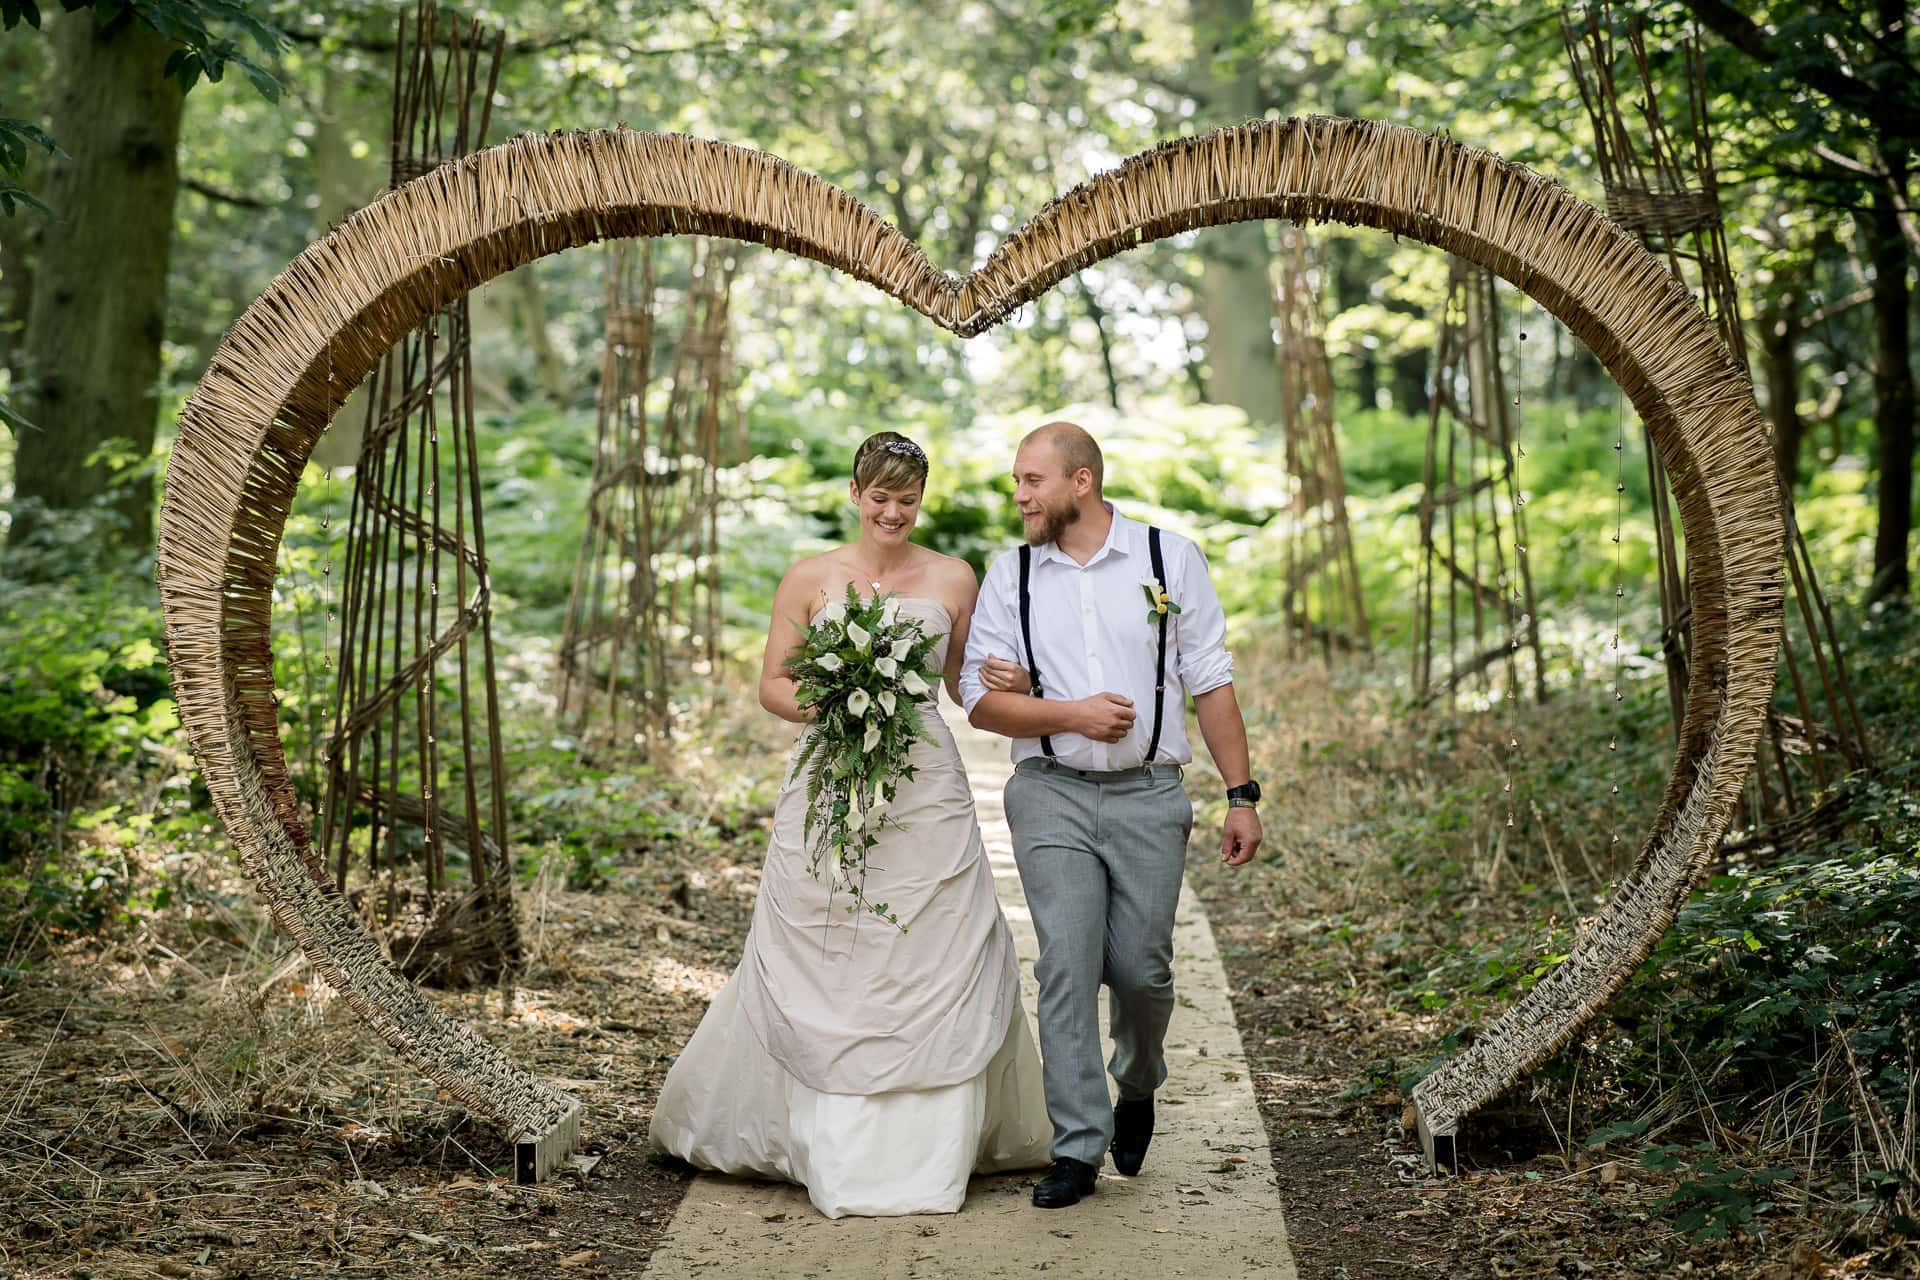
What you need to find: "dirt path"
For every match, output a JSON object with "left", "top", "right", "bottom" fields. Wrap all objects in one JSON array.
[{"left": 642, "top": 704, "right": 1299, "bottom": 1278}]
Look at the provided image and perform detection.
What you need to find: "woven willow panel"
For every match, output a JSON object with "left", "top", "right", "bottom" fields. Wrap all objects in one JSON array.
[{"left": 156, "top": 117, "right": 1784, "bottom": 1150}]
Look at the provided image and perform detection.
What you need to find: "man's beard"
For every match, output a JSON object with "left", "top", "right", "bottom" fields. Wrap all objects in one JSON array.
[{"left": 1025, "top": 498, "right": 1079, "bottom": 546}]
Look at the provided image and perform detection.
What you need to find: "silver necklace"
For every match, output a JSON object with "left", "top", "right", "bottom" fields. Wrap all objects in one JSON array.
[{"left": 848, "top": 554, "right": 904, "bottom": 592}]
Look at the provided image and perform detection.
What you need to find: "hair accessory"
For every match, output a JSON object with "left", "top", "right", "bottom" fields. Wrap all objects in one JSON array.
[{"left": 879, "top": 438, "right": 927, "bottom": 464}]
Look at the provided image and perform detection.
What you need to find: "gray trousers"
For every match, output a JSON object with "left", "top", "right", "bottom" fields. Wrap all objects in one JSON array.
[{"left": 1002, "top": 757, "right": 1193, "bottom": 1166}]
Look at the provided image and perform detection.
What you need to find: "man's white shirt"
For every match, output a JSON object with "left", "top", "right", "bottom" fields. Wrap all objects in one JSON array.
[{"left": 960, "top": 503, "right": 1234, "bottom": 770}]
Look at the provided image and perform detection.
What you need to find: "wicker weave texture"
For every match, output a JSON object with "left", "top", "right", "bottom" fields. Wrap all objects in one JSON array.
[{"left": 156, "top": 116, "right": 1783, "bottom": 1145}]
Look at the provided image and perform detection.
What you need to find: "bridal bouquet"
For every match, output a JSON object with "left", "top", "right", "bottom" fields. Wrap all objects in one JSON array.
[{"left": 788, "top": 584, "right": 944, "bottom": 930}]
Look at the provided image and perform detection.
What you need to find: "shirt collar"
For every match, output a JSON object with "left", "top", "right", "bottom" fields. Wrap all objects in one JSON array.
[{"left": 1035, "top": 502, "right": 1137, "bottom": 569}]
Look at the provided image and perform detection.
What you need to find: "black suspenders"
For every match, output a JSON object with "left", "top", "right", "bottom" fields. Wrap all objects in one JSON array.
[
  {"left": 1017, "top": 543, "right": 1057, "bottom": 759},
  {"left": 1145, "top": 525, "right": 1170, "bottom": 764},
  {"left": 1017, "top": 526, "right": 1169, "bottom": 763}
]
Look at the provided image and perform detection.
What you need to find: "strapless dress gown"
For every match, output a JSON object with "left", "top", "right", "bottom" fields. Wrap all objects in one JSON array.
[{"left": 648, "top": 595, "right": 1050, "bottom": 1218}]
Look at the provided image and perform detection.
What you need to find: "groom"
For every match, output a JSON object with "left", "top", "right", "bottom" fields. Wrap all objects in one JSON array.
[{"left": 961, "top": 421, "right": 1263, "bottom": 1210}]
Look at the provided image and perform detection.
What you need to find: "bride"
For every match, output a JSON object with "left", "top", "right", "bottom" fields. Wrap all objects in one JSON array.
[{"left": 648, "top": 430, "right": 1052, "bottom": 1218}]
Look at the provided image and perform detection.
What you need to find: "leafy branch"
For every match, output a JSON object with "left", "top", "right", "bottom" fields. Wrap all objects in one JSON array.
[{"left": 0, "top": 0, "right": 285, "bottom": 217}]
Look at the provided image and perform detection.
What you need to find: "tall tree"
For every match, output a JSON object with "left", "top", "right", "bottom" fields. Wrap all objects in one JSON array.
[
  {"left": 1682, "top": 0, "right": 1920, "bottom": 600},
  {"left": 7, "top": 8, "right": 184, "bottom": 561},
  {"left": 1186, "top": 0, "right": 1287, "bottom": 431},
  {"left": 2, "top": 0, "right": 280, "bottom": 569}
]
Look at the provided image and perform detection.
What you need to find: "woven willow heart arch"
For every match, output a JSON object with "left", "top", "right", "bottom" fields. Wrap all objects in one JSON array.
[{"left": 157, "top": 116, "right": 1783, "bottom": 1177}]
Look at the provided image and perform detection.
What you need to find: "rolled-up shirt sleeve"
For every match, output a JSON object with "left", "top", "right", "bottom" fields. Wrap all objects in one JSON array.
[
  {"left": 959, "top": 551, "right": 1020, "bottom": 715},
  {"left": 1173, "top": 537, "right": 1234, "bottom": 696}
]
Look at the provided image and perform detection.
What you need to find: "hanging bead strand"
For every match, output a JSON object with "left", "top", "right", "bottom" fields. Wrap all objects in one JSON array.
[
  {"left": 1609, "top": 388, "right": 1628, "bottom": 848},
  {"left": 319, "top": 344, "right": 338, "bottom": 772},
  {"left": 1503, "top": 305, "right": 1531, "bottom": 830}
]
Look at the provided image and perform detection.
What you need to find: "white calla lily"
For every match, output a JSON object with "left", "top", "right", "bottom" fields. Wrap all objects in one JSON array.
[
  {"left": 847, "top": 687, "right": 871, "bottom": 717},
  {"left": 901, "top": 670, "right": 929, "bottom": 697},
  {"left": 880, "top": 598, "right": 901, "bottom": 626},
  {"left": 876, "top": 656, "right": 898, "bottom": 679},
  {"left": 889, "top": 636, "right": 913, "bottom": 661},
  {"left": 847, "top": 621, "right": 872, "bottom": 651},
  {"left": 863, "top": 723, "right": 882, "bottom": 752},
  {"left": 878, "top": 690, "right": 897, "bottom": 717},
  {"left": 816, "top": 653, "right": 844, "bottom": 673}
]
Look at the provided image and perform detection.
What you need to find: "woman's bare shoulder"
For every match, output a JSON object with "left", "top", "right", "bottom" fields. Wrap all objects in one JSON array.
[
  {"left": 780, "top": 549, "right": 845, "bottom": 592},
  {"left": 920, "top": 550, "right": 979, "bottom": 622},
  {"left": 920, "top": 548, "right": 981, "bottom": 586}
]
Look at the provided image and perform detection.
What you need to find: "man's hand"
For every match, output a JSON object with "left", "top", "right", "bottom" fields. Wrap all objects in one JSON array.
[
  {"left": 1221, "top": 805, "right": 1262, "bottom": 867},
  {"left": 1074, "top": 693, "right": 1136, "bottom": 743}
]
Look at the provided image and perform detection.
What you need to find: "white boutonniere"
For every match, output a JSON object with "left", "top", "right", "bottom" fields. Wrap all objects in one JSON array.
[{"left": 1141, "top": 577, "right": 1182, "bottom": 625}]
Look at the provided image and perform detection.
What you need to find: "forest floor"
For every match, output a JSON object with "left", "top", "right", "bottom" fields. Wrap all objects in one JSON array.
[
  {"left": 2, "top": 664, "right": 1913, "bottom": 1278},
  {"left": 1182, "top": 658, "right": 1913, "bottom": 1280},
  {"left": 0, "top": 779, "right": 768, "bottom": 1278}
]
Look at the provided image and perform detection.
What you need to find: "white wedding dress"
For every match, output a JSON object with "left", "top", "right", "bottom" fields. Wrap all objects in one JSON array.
[{"left": 648, "top": 595, "right": 1051, "bottom": 1218}]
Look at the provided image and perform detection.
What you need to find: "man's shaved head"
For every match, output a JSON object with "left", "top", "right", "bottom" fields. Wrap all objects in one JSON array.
[{"left": 1021, "top": 420, "right": 1104, "bottom": 494}]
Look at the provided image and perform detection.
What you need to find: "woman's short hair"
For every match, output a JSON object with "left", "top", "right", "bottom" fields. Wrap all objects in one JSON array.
[{"left": 852, "top": 431, "right": 929, "bottom": 493}]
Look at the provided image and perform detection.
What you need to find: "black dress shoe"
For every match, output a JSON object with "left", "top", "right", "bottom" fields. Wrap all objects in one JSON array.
[
  {"left": 1031, "top": 1156, "right": 1099, "bottom": 1208},
  {"left": 1111, "top": 1096, "right": 1155, "bottom": 1176}
]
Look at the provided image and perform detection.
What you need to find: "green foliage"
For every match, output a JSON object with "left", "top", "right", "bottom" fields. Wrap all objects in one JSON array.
[
  {"left": 1, "top": 437, "right": 166, "bottom": 580},
  {"left": 0, "top": 0, "right": 283, "bottom": 218},
  {"left": 515, "top": 750, "right": 771, "bottom": 893},
  {"left": 1639, "top": 1144, "right": 1800, "bottom": 1241},
  {"left": 0, "top": 573, "right": 194, "bottom": 935},
  {"left": 0, "top": 111, "right": 56, "bottom": 216},
  {"left": 1337, "top": 613, "right": 1920, "bottom": 1241},
  {"left": 1610, "top": 762, "right": 1920, "bottom": 1140},
  {"left": 0, "top": 0, "right": 283, "bottom": 96}
]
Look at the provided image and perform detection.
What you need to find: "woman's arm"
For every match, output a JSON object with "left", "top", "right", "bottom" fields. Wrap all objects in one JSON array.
[
  {"left": 942, "top": 560, "right": 982, "bottom": 706},
  {"left": 758, "top": 561, "right": 824, "bottom": 723}
]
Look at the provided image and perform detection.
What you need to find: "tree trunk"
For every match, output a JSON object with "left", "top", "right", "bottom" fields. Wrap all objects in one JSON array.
[
  {"left": 1187, "top": 0, "right": 1287, "bottom": 431},
  {"left": 1868, "top": 178, "right": 1914, "bottom": 603},
  {"left": 1390, "top": 347, "right": 1428, "bottom": 416},
  {"left": 1328, "top": 241, "right": 1377, "bottom": 410},
  {"left": 1353, "top": 343, "right": 1379, "bottom": 411},
  {"left": 1759, "top": 290, "right": 1806, "bottom": 491},
  {"left": 505, "top": 265, "right": 569, "bottom": 405},
  {"left": 307, "top": 65, "right": 391, "bottom": 469},
  {"left": 1078, "top": 279, "right": 1123, "bottom": 411},
  {"left": 7, "top": 9, "right": 183, "bottom": 566}
]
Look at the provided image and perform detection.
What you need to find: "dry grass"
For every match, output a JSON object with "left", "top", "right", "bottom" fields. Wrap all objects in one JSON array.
[
  {"left": 0, "top": 692, "right": 789, "bottom": 1279},
  {"left": 1186, "top": 645, "right": 1918, "bottom": 1278}
]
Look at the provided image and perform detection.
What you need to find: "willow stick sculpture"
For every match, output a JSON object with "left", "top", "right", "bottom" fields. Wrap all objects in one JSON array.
[
  {"left": 314, "top": 3, "right": 519, "bottom": 990},
  {"left": 556, "top": 240, "right": 737, "bottom": 751},
  {"left": 158, "top": 118, "right": 1784, "bottom": 1180},
  {"left": 1273, "top": 226, "right": 1370, "bottom": 662},
  {"left": 1413, "top": 258, "right": 1543, "bottom": 707},
  {"left": 1564, "top": 4, "right": 1870, "bottom": 848}
]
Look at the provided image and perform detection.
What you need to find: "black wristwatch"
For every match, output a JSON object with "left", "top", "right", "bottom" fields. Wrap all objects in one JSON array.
[{"left": 1225, "top": 780, "right": 1261, "bottom": 808}]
